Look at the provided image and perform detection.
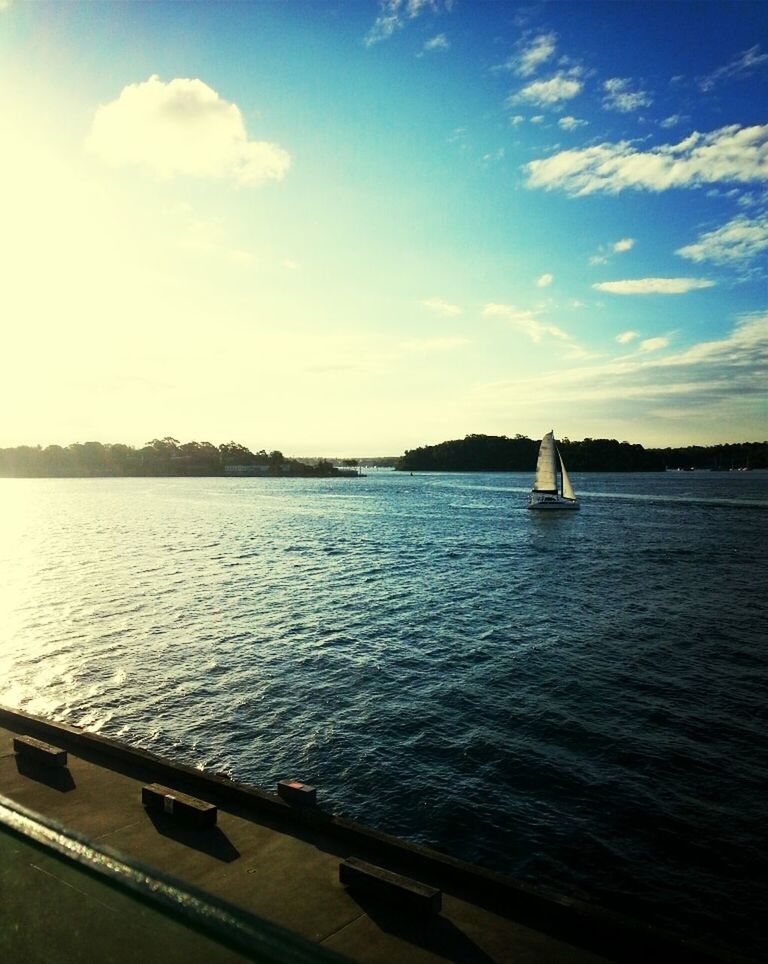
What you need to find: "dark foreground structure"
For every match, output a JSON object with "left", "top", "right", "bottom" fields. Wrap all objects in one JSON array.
[{"left": 0, "top": 706, "right": 751, "bottom": 963}]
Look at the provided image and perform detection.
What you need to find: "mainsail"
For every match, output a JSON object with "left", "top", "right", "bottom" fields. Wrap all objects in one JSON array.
[
  {"left": 558, "top": 450, "right": 576, "bottom": 501},
  {"left": 533, "top": 431, "right": 558, "bottom": 491}
]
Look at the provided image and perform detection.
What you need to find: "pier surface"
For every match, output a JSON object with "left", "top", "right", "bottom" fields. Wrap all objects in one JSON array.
[{"left": 0, "top": 707, "right": 746, "bottom": 963}]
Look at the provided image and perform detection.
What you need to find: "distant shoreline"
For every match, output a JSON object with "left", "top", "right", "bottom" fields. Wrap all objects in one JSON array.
[
  {"left": 0, "top": 437, "right": 371, "bottom": 480},
  {"left": 0, "top": 471, "right": 360, "bottom": 480},
  {"left": 3, "top": 468, "right": 766, "bottom": 480},
  {"left": 1, "top": 433, "right": 765, "bottom": 477},
  {"left": 395, "top": 434, "right": 767, "bottom": 473}
]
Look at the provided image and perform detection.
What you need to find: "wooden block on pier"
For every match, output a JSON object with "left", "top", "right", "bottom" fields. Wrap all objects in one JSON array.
[
  {"left": 340, "top": 857, "right": 442, "bottom": 915},
  {"left": 13, "top": 735, "right": 68, "bottom": 768},
  {"left": 277, "top": 779, "right": 317, "bottom": 807},
  {"left": 141, "top": 783, "right": 217, "bottom": 827}
]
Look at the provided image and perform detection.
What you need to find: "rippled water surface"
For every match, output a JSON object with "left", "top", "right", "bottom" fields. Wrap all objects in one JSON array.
[{"left": 1, "top": 471, "right": 767, "bottom": 953}]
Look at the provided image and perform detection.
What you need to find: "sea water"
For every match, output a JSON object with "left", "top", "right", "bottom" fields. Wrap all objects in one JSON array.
[{"left": 1, "top": 471, "right": 766, "bottom": 954}]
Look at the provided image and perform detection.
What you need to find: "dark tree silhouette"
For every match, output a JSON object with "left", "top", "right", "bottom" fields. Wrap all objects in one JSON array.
[{"left": 395, "top": 434, "right": 767, "bottom": 472}]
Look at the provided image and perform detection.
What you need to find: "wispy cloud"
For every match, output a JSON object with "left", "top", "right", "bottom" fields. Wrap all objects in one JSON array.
[
  {"left": 594, "top": 278, "right": 715, "bottom": 295},
  {"left": 616, "top": 330, "right": 639, "bottom": 344},
  {"left": 558, "top": 116, "right": 588, "bottom": 132},
  {"left": 590, "top": 238, "right": 634, "bottom": 265},
  {"left": 365, "top": 0, "right": 407, "bottom": 46},
  {"left": 699, "top": 45, "right": 768, "bottom": 92},
  {"left": 737, "top": 190, "right": 768, "bottom": 210},
  {"left": 602, "top": 77, "right": 652, "bottom": 113},
  {"left": 482, "top": 147, "right": 505, "bottom": 165},
  {"left": 483, "top": 303, "right": 570, "bottom": 343},
  {"left": 660, "top": 114, "right": 682, "bottom": 129},
  {"left": 676, "top": 214, "right": 768, "bottom": 265},
  {"left": 422, "top": 33, "right": 450, "bottom": 53},
  {"left": 477, "top": 312, "right": 768, "bottom": 415},
  {"left": 86, "top": 75, "right": 290, "bottom": 185},
  {"left": 536, "top": 273, "right": 553, "bottom": 288},
  {"left": 510, "top": 71, "right": 583, "bottom": 107},
  {"left": 421, "top": 297, "right": 462, "bottom": 316},
  {"left": 639, "top": 336, "right": 670, "bottom": 352},
  {"left": 525, "top": 124, "right": 768, "bottom": 196},
  {"left": 365, "top": 0, "right": 451, "bottom": 47},
  {"left": 447, "top": 126, "right": 468, "bottom": 146},
  {"left": 498, "top": 32, "right": 557, "bottom": 77}
]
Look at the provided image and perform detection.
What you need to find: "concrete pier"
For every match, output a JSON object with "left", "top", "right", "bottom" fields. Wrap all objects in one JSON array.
[{"left": 0, "top": 706, "right": 750, "bottom": 963}]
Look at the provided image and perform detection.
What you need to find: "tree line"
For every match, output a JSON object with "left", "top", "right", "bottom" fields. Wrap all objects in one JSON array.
[
  {"left": 0, "top": 437, "right": 344, "bottom": 478},
  {"left": 395, "top": 434, "right": 768, "bottom": 472}
]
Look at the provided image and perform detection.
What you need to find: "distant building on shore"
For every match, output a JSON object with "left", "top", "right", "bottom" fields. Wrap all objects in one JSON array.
[{"left": 224, "top": 465, "right": 270, "bottom": 476}]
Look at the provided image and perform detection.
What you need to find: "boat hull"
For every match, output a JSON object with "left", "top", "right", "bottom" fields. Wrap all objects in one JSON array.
[{"left": 528, "top": 494, "right": 579, "bottom": 510}]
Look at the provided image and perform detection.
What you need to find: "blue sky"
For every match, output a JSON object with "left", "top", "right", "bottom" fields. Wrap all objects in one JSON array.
[{"left": 1, "top": 0, "right": 766, "bottom": 453}]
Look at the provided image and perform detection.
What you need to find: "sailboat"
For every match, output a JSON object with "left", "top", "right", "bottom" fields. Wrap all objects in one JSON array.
[{"left": 528, "top": 431, "right": 579, "bottom": 510}]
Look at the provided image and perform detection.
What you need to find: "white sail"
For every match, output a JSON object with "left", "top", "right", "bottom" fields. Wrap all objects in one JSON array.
[
  {"left": 529, "top": 430, "right": 580, "bottom": 510},
  {"left": 558, "top": 450, "right": 576, "bottom": 501},
  {"left": 533, "top": 431, "right": 558, "bottom": 491}
]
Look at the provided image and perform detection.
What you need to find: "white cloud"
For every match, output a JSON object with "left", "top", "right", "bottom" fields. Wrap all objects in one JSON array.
[
  {"left": 483, "top": 303, "right": 570, "bottom": 343},
  {"left": 536, "top": 273, "right": 553, "bottom": 288},
  {"left": 509, "top": 115, "right": 525, "bottom": 127},
  {"left": 660, "top": 114, "right": 681, "bottom": 129},
  {"left": 737, "top": 190, "right": 767, "bottom": 209},
  {"left": 676, "top": 214, "right": 768, "bottom": 265},
  {"left": 86, "top": 75, "right": 290, "bottom": 185},
  {"left": 639, "top": 336, "right": 670, "bottom": 352},
  {"left": 594, "top": 278, "right": 715, "bottom": 295},
  {"left": 520, "top": 33, "right": 557, "bottom": 76},
  {"left": 482, "top": 148, "right": 505, "bottom": 164},
  {"left": 282, "top": 259, "right": 299, "bottom": 270},
  {"left": 616, "top": 330, "right": 639, "bottom": 344},
  {"left": 477, "top": 312, "right": 768, "bottom": 418},
  {"left": 699, "top": 45, "right": 768, "bottom": 92},
  {"left": 589, "top": 238, "right": 634, "bottom": 265},
  {"left": 512, "top": 72, "right": 583, "bottom": 106},
  {"left": 558, "top": 115, "right": 587, "bottom": 132},
  {"left": 423, "top": 33, "right": 450, "bottom": 52},
  {"left": 602, "top": 77, "right": 652, "bottom": 113},
  {"left": 525, "top": 124, "right": 768, "bottom": 196},
  {"left": 365, "top": 0, "right": 450, "bottom": 47},
  {"left": 421, "top": 297, "right": 461, "bottom": 316},
  {"left": 501, "top": 32, "right": 557, "bottom": 77},
  {"left": 530, "top": 115, "right": 545, "bottom": 125},
  {"left": 365, "top": 0, "right": 406, "bottom": 45}
]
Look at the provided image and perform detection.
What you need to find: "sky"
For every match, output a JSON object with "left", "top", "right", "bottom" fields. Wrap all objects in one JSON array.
[{"left": 1, "top": 0, "right": 766, "bottom": 455}]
